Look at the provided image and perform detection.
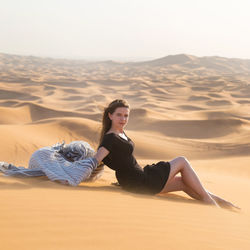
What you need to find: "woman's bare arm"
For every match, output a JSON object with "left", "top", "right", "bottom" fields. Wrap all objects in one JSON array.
[{"left": 94, "top": 147, "right": 109, "bottom": 164}]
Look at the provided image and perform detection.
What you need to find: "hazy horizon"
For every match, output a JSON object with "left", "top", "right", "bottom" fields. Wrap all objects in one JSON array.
[
  {"left": 2, "top": 51, "right": 250, "bottom": 63},
  {"left": 1, "top": 0, "right": 250, "bottom": 61}
]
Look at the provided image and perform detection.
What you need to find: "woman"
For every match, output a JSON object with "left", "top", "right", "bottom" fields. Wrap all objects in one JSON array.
[{"left": 94, "top": 99, "right": 239, "bottom": 209}]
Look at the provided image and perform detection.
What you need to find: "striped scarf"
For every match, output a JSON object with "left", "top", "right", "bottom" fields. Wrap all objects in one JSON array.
[{"left": 0, "top": 141, "right": 104, "bottom": 186}]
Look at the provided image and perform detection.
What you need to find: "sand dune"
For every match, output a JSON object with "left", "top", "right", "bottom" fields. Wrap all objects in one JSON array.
[{"left": 0, "top": 52, "right": 250, "bottom": 250}]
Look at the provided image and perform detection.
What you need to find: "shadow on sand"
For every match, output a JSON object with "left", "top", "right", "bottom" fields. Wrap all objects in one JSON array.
[{"left": 0, "top": 175, "right": 238, "bottom": 211}]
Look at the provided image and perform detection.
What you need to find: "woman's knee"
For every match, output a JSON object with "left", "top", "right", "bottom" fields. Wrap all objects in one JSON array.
[
  {"left": 174, "top": 156, "right": 188, "bottom": 168},
  {"left": 173, "top": 156, "right": 191, "bottom": 174},
  {"left": 179, "top": 156, "right": 188, "bottom": 162},
  {"left": 168, "top": 156, "right": 188, "bottom": 177},
  {"left": 178, "top": 156, "right": 191, "bottom": 169}
]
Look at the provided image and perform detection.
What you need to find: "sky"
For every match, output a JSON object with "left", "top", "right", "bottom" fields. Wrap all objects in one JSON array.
[{"left": 1, "top": 0, "right": 250, "bottom": 61}]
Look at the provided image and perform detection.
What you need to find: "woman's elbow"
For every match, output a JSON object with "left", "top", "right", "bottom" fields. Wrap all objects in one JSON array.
[
  {"left": 93, "top": 154, "right": 102, "bottom": 164},
  {"left": 94, "top": 147, "right": 109, "bottom": 164}
]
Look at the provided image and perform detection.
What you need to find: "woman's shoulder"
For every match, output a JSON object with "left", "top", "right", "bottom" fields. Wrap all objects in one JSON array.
[
  {"left": 101, "top": 132, "right": 116, "bottom": 142},
  {"left": 98, "top": 133, "right": 116, "bottom": 151}
]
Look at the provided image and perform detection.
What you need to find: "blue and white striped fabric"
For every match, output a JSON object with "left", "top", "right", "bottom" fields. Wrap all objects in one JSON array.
[{"left": 0, "top": 141, "right": 101, "bottom": 186}]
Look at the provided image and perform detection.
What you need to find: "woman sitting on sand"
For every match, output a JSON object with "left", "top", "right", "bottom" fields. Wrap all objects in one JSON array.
[{"left": 94, "top": 99, "right": 238, "bottom": 209}]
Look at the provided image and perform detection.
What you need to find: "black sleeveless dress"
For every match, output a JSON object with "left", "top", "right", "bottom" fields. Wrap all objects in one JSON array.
[{"left": 98, "top": 132, "right": 171, "bottom": 195}]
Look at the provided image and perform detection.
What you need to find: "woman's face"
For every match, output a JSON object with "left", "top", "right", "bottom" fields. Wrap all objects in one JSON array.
[{"left": 108, "top": 107, "right": 129, "bottom": 130}]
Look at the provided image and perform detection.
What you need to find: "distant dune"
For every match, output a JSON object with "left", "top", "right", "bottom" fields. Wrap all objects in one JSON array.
[
  {"left": 0, "top": 52, "right": 250, "bottom": 250},
  {"left": 1, "top": 52, "right": 249, "bottom": 160}
]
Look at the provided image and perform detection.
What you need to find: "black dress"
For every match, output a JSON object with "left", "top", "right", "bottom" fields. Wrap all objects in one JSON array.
[{"left": 98, "top": 132, "right": 171, "bottom": 195}]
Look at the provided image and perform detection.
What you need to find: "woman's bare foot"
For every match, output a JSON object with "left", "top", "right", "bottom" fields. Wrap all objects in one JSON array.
[
  {"left": 218, "top": 199, "right": 240, "bottom": 210},
  {"left": 208, "top": 192, "right": 240, "bottom": 210}
]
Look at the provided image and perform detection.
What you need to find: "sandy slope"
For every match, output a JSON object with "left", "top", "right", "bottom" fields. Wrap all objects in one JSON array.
[{"left": 0, "top": 53, "right": 250, "bottom": 249}]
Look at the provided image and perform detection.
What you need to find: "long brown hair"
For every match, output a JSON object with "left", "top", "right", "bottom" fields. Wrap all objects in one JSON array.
[{"left": 99, "top": 99, "right": 130, "bottom": 144}]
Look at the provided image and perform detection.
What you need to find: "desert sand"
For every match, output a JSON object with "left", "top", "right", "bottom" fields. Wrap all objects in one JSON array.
[{"left": 0, "top": 52, "right": 250, "bottom": 250}]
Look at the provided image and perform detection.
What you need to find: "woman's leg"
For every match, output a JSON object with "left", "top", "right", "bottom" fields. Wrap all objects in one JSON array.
[
  {"left": 157, "top": 176, "right": 201, "bottom": 200},
  {"left": 158, "top": 175, "right": 239, "bottom": 209},
  {"left": 158, "top": 156, "right": 219, "bottom": 206}
]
